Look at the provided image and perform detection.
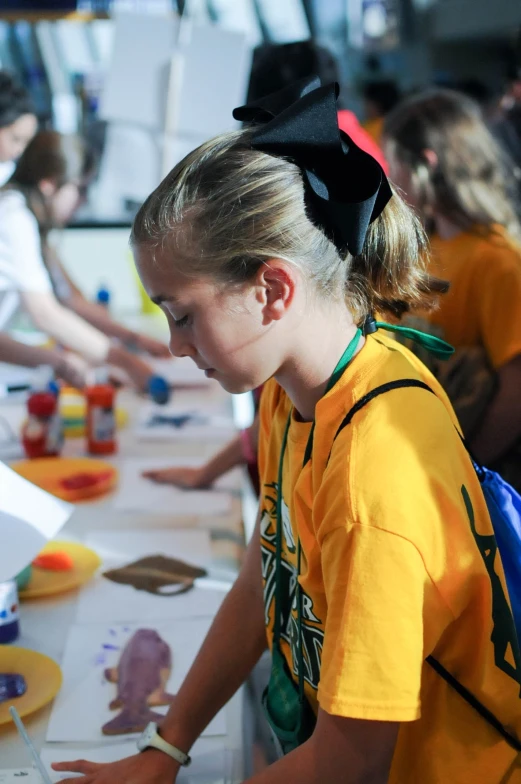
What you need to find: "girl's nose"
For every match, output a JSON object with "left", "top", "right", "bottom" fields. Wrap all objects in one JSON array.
[{"left": 168, "top": 332, "right": 196, "bottom": 360}]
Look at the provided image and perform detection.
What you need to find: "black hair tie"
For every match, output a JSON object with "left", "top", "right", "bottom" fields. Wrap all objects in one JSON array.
[{"left": 233, "top": 78, "right": 392, "bottom": 257}]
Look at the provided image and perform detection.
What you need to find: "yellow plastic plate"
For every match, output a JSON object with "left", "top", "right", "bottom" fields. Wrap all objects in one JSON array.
[
  {"left": 0, "top": 646, "right": 62, "bottom": 725},
  {"left": 20, "top": 541, "right": 101, "bottom": 600}
]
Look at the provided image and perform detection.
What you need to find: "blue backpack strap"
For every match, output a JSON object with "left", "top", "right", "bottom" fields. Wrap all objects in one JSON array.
[{"left": 330, "top": 377, "right": 521, "bottom": 752}]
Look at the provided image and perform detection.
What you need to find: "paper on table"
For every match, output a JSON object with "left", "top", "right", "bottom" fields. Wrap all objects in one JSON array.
[
  {"left": 41, "top": 738, "right": 231, "bottom": 783},
  {"left": 46, "top": 619, "right": 227, "bottom": 742},
  {"left": 118, "top": 456, "right": 242, "bottom": 492},
  {"left": 0, "top": 772, "right": 41, "bottom": 783},
  {"left": 135, "top": 403, "right": 236, "bottom": 442},
  {"left": 0, "top": 461, "right": 73, "bottom": 582},
  {"left": 76, "top": 529, "right": 225, "bottom": 624},
  {"left": 151, "top": 357, "right": 214, "bottom": 387},
  {"left": 112, "top": 458, "right": 234, "bottom": 516}
]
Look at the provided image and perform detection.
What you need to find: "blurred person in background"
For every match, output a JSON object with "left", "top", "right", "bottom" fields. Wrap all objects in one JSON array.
[
  {"left": 0, "top": 130, "right": 170, "bottom": 392},
  {"left": 0, "top": 70, "right": 37, "bottom": 186},
  {"left": 247, "top": 40, "right": 388, "bottom": 170},
  {"left": 0, "top": 69, "right": 87, "bottom": 385},
  {"left": 362, "top": 79, "right": 401, "bottom": 146},
  {"left": 384, "top": 88, "right": 521, "bottom": 487}
]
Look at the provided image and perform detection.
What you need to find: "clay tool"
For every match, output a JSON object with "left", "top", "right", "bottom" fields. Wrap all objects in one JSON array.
[{"left": 8, "top": 706, "right": 52, "bottom": 784}]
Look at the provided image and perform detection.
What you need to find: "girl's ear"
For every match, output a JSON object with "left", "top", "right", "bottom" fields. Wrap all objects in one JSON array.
[
  {"left": 38, "top": 178, "right": 58, "bottom": 198},
  {"left": 254, "top": 259, "right": 297, "bottom": 324},
  {"left": 421, "top": 149, "right": 438, "bottom": 169}
]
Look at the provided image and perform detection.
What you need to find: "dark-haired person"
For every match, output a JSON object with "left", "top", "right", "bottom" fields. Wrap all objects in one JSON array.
[
  {"left": 0, "top": 70, "right": 37, "bottom": 185},
  {"left": 362, "top": 79, "right": 401, "bottom": 146}
]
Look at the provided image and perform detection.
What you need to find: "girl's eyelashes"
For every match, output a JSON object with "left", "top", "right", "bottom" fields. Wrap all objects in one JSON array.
[{"left": 173, "top": 314, "right": 190, "bottom": 329}]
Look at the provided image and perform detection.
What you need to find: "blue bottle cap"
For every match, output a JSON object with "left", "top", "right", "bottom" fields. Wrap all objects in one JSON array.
[
  {"left": 148, "top": 375, "right": 170, "bottom": 405},
  {"left": 48, "top": 380, "right": 60, "bottom": 397},
  {"left": 96, "top": 288, "right": 110, "bottom": 305}
]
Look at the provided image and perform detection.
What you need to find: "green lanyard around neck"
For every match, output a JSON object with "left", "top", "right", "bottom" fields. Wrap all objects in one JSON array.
[
  {"left": 302, "top": 327, "right": 363, "bottom": 467},
  {"left": 272, "top": 327, "right": 363, "bottom": 699}
]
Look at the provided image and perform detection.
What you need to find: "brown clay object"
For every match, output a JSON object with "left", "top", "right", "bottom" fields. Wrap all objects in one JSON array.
[{"left": 103, "top": 554, "right": 207, "bottom": 596}]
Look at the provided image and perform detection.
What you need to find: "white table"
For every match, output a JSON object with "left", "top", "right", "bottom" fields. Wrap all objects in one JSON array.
[{"left": 0, "top": 378, "right": 252, "bottom": 782}]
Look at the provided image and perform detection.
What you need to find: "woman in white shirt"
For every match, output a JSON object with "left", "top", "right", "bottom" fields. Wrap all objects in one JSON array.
[
  {"left": 0, "top": 129, "right": 170, "bottom": 390},
  {"left": 0, "top": 69, "right": 88, "bottom": 386}
]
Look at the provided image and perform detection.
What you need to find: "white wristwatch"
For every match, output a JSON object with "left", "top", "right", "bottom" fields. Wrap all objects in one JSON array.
[{"left": 137, "top": 722, "right": 191, "bottom": 767}]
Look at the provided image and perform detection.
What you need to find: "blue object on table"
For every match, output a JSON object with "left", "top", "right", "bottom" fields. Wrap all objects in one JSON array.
[
  {"left": 147, "top": 413, "right": 196, "bottom": 429},
  {"left": 148, "top": 375, "right": 170, "bottom": 405},
  {"left": 0, "top": 674, "right": 27, "bottom": 704}
]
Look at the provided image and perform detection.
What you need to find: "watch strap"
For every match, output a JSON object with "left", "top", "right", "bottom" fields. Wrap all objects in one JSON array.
[{"left": 146, "top": 731, "right": 191, "bottom": 767}]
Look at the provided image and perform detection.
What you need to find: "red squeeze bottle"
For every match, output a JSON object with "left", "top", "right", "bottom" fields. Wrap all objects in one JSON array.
[
  {"left": 22, "top": 366, "right": 63, "bottom": 459},
  {"left": 85, "top": 369, "right": 117, "bottom": 455}
]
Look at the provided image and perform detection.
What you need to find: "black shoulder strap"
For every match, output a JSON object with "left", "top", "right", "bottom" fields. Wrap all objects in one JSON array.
[
  {"left": 329, "top": 379, "right": 435, "bottom": 461},
  {"left": 330, "top": 377, "right": 521, "bottom": 752},
  {"left": 427, "top": 656, "right": 521, "bottom": 751}
]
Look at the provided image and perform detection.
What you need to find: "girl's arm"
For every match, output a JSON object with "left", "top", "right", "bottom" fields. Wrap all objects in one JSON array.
[
  {"left": 143, "top": 415, "right": 260, "bottom": 488},
  {"left": 471, "top": 354, "right": 521, "bottom": 464},
  {"left": 20, "top": 290, "right": 157, "bottom": 392},
  {"left": 51, "top": 255, "right": 169, "bottom": 357},
  {"left": 0, "top": 334, "right": 87, "bottom": 388},
  {"left": 246, "top": 711, "right": 398, "bottom": 784},
  {"left": 53, "top": 514, "right": 268, "bottom": 783}
]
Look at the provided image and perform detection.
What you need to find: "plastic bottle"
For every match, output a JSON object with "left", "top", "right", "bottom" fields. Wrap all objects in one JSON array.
[
  {"left": 21, "top": 366, "right": 63, "bottom": 459},
  {"left": 85, "top": 368, "right": 117, "bottom": 455},
  {"left": 96, "top": 283, "right": 111, "bottom": 310},
  {"left": 0, "top": 580, "right": 20, "bottom": 644}
]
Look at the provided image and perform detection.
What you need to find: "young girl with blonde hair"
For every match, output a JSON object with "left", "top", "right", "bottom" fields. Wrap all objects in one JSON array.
[{"left": 54, "top": 81, "right": 521, "bottom": 784}]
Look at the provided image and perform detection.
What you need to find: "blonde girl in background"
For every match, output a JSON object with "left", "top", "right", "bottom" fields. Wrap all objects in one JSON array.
[
  {"left": 0, "top": 130, "right": 170, "bottom": 391},
  {"left": 54, "top": 81, "right": 521, "bottom": 784},
  {"left": 384, "top": 88, "right": 521, "bottom": 482}
]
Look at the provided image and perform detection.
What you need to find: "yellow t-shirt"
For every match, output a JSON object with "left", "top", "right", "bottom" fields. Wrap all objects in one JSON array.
[
  {"left": 428, "top": 227, "right": 521, "bottom": 369},
  {"left": 258, "top": 332, "right": 521, "bottom": 783}
]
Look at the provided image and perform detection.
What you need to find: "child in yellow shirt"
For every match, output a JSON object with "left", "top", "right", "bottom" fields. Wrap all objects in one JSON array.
[
  {"left": 54, "top": 81, "right": 521, "bottom": 784},
  {"left": 383, "top": 88, "right": 521, "bottom": 473}
]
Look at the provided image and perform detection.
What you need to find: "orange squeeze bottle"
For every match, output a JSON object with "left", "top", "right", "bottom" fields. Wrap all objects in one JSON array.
[{"left": 85, "top": 368, "right": 117, "bottom": 455}]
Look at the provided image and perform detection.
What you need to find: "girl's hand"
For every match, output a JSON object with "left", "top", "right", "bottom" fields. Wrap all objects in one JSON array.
[
  {"left": 134, "top": 334, "right": 171, "bottom": 358},
  {"left": 52, "top": 750, "right": 179, "bottom": 784},
  {"left": 142, "top": 466, "right": 211, "bottom": 489}
]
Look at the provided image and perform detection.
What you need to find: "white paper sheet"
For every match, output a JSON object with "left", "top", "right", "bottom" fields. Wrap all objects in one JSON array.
[
  {"left": 76, "top": 529, "right": 225, "bottom": 624},
  {"left": 136, "top": 403, "right": 236, "bottom": 442},
  {"left": 112, "top": 458, "right": 234, "bottom": 516},
  {"left": 41, "top": 738, "right": 230, "bottom": 783},
  {"left": 0, "top": 772, "right": 41, "bottom": 784},
  {"left": 46, "top": 619, "right": 226, "bottom": 742},
  {"left": 0, "top": 462, "right": 74, "bottom": 582},
  {"left": 150, "top": 357, "right": 214, "bottom": 387}
]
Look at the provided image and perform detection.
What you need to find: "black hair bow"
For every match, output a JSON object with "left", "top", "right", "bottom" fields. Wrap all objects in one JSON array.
[{"left": 233, "top": 78, "right": 392, "bottom": 257}]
